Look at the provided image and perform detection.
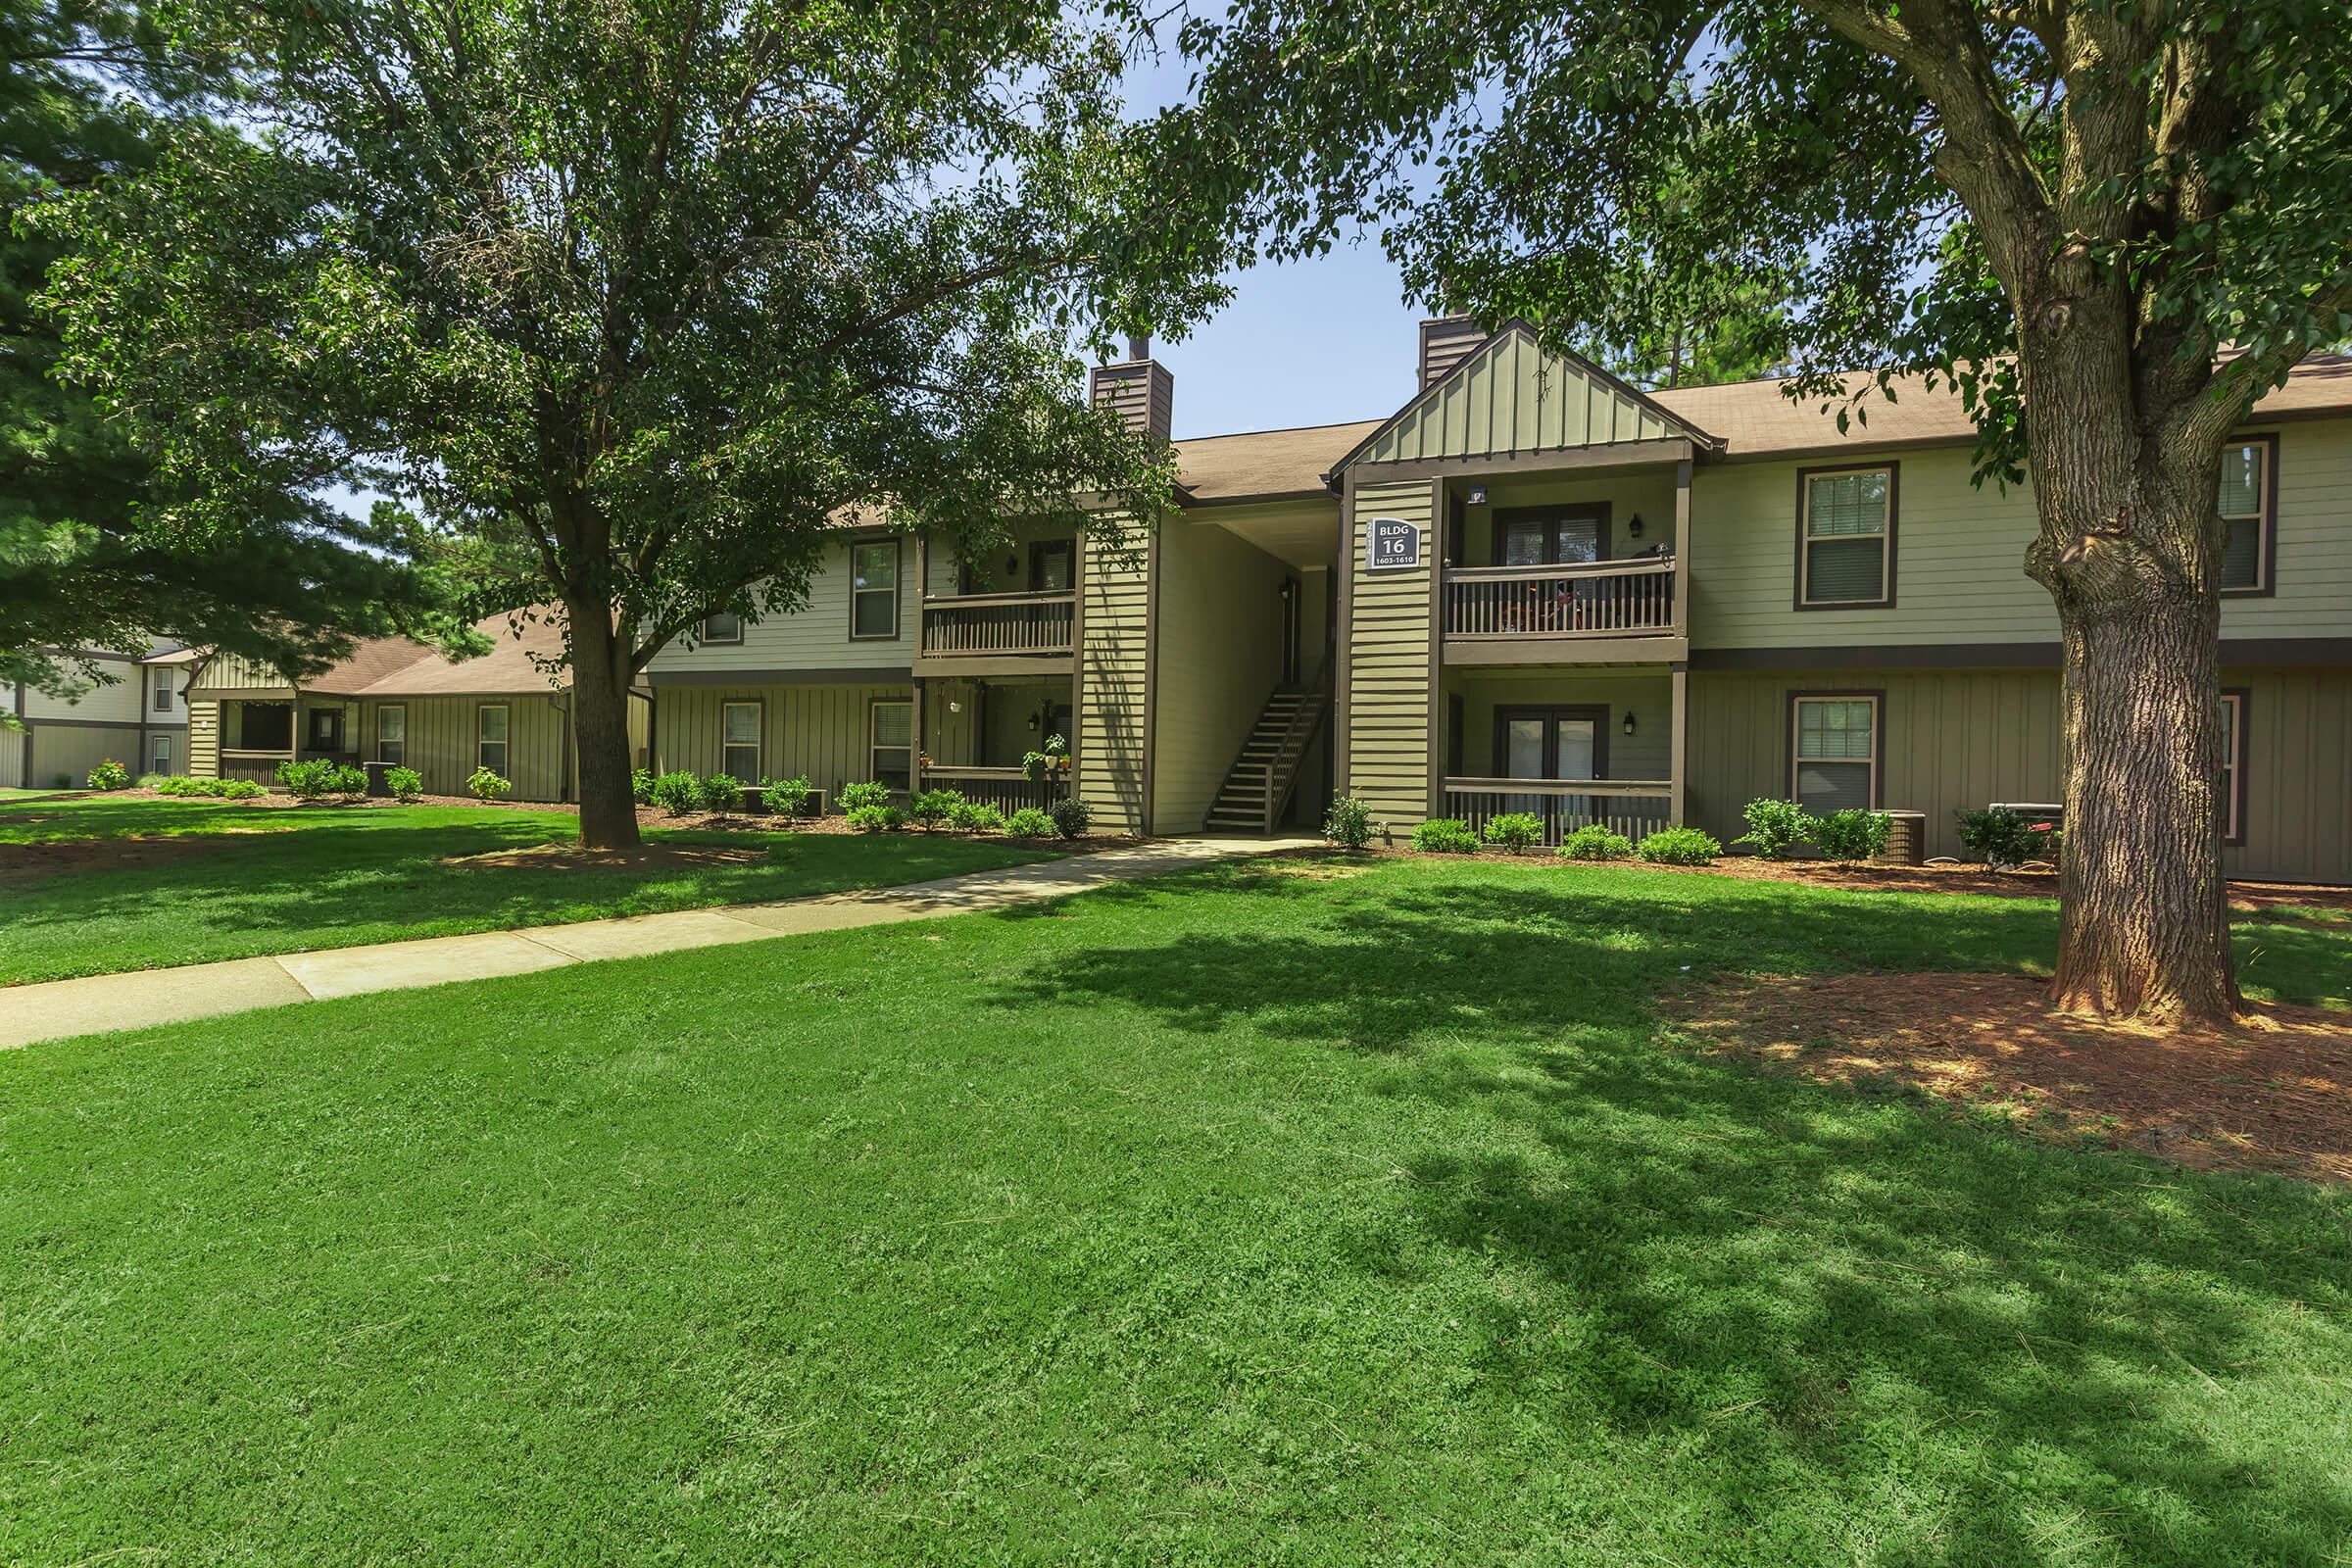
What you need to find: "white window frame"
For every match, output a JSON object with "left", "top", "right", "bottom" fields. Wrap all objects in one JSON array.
[
  {"left": 700, "top": 612, "right": 744, "bottom": 645},
  {"left": 476, "top": 703, "right": 510, "bottom": 775},
  {"left": 2220, "top": 691, "right": 2246, "bottom": 844},
  {"left": 721, "top": 700, "right": 761, "bottom": 781},
  {"left": 1790, "top": 693, "right": 1882, "bottom": 813},
  {"left": 868, "top": 698, "right": 912, "bottom": 787},
  {"left": 850, "top": 539, "right": 901, "bottom": 641},
  {"left": 1797, "top": 465, "right": 1896, "bottom": 610},
  {"left": 2217, "top": 437, "right": 2274, "bottom": 596},
  {"left": 376, "top": 704, "right": 407, "bottom": 765}
]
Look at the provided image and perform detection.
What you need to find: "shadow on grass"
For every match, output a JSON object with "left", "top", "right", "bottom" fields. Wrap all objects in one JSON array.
[{"left": 985, "top": 861, "right": 2352, "bottom": 1562}]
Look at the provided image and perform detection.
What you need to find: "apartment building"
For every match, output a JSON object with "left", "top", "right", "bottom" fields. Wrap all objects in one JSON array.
[{"left": 4, "top": 642, "right": 196, "bottom": 788}]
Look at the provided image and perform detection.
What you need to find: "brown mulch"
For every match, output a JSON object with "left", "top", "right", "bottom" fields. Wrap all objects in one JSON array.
[
  {"left": 0, "top": 832, "right": 274, "bottom": 880},
  {"left": 110, "top": 786, "right": 576, "bottom": 813},
  {"left": 444, "top": 840, "right": 774, "bottom": 872},
  {"left": 1668, "top": 971, "right": 2352, "bottom": 1183}
]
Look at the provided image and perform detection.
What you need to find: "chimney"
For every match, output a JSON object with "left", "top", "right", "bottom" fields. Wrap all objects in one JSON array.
[
  {"left": 1419, "top": 315, "right": 1487, "bottom": 388},
  {"left": 1089, "top": 334, "right": 1174, "bottom": 446}
]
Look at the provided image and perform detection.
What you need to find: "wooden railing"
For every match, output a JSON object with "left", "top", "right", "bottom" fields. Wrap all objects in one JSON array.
[
  {"left": 1444, "top": 558, "right": 1677, "bottom": 639},
  {"left": 1439, "top": 777, "right": 1673, "bottom": 846},
  {"left": 218, "top": 749, "right": 292, "bottom": 785},
  {"left": 918, "top": 763, "right": 1065, "bottom": 817},
  {"left": 920, "top": 591, "right": 1076, "bottom": 657}
]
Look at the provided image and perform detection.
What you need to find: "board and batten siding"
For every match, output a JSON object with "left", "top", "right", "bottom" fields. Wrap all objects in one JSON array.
[
  {"left": 1357, "top": 328, "right": 1675, "bottom": 465},
  {"left": 1075, "top": 529, "right": 1152, "bottom": 833},
  {"left": 1444, "top": 669, "right": 1673, "bottom": 780},
  {"left": 1343, "top": 479, "right": 1439, "bottom": 826},
  {"left": 655, "top": 683, "right": 910, "bottom": 802},
  {"left": 643, "top": 535, "right": 917, "bottom": 676},
  {"left": 187, "top": 652, "right": 294, "bottom": 695},
  {"left": 1151, "top": 519, "right": 1291, "bottom": 833},
  {"left": 357, "top": 695, "right": 570, "bottom": 802}
]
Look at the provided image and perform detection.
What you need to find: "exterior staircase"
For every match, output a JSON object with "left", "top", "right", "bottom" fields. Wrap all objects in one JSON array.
[{"left": 1203, "top": 687, "right": 1328, "bottom": 835}]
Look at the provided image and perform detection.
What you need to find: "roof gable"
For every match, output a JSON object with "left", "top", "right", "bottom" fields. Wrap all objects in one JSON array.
[{"left": 1334, "top": 322, "right": 1717, "bottom": 472}]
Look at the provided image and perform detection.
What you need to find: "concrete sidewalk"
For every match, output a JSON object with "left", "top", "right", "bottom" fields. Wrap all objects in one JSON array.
[{"left": 5, "top": 837, "right": 1317, "bottom": 1050}]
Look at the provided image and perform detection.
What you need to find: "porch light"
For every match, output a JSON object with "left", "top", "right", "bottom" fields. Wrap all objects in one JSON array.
[
  {"left": 948, "top": 700, "right": 961, "bottom": 713},
  {"left": 1628, "top": 513, "right": 1644, "bottom": 538},
  {"left": 1468, "top": 486, "right": 1488, "bottom": 506},
  {"left": 1623, "top": 711, "right": 1638, "bottom": 737}
]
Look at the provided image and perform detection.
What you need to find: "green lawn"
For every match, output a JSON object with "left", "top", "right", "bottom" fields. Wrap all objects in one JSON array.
[
  {"left": 4, "top": 858, "right": 2348, "bottom": 1564},
  {"left": 0, "top": 795, "right": 1055, "bottom": 982}
]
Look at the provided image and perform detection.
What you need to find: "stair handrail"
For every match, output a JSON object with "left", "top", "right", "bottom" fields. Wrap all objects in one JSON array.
[{"left": 1259, "top": 690, "right": 1326, "bottom": 832}]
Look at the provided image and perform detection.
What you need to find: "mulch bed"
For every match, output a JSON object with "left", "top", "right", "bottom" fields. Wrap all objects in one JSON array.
[
  {"left": 0, "top": 832, "right": 276, "bottom": 880},
  {"left": 1667, "top": 971, "right": 2352, "bottom": 1183}
]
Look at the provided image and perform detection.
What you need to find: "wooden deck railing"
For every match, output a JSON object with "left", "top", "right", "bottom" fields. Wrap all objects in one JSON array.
[
  {"left": 1439, "top": 777, "right": 1674, "bottom": 845},
  {"left": 917, "top": 763, "right": 1065, "bottom": 816},
  {"left": 920, "top": 591, "right": 1076, "bottom": 657},
  {"left": 218, "top": 749, "right": 292, "bottom": 785},
  {"left": 1444, "top": 558, "right": 1677, "bottom": 639}
]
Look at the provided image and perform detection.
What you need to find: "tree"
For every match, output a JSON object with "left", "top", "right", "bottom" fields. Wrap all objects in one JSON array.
[
  {"left": 1158, "top": 0, "right": 2352, "bottom": 1023},
  {"left": 3, "top": 0, "right": 444, "bottom": 703},
  {"left": 46, "top": 0, "right": 1203, "bottom": 847}
]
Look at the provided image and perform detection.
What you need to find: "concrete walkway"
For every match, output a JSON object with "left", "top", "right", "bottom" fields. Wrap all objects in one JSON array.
[{"left": 5, "top": 837, "right": 1318, "bottom": 1050}]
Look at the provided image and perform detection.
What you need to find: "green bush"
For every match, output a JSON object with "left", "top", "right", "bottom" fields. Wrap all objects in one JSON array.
[
  {"left": 1954, "top": 806, "right": 2035, "bottom": 868},
  {"left": 648, "top": 770, "right": 703, "bottom": 815},
  {"left": 1732, "top": 798, "right": 1815, "bottom": 859},
  {"left": 86, "top": 759, "right": 131, "bottom": 790},
  {"left": 838, "top": 780, "right": 891, "bottom": 811},
  {"left": 1323, "top": 794, "right": 1375, "bottom": 850},
  {"left": 1813, "top": 808, "right": 1892, "bottom": 863},
  {"left": 1411, "top": 817, "right": 1480, "bottom": 855},
  {"left": 1048, "top": 795, "right": 1092, "bottom": 840},
  {"left": 220, "top": 779, "right": 266, "bottom": 800},
  {"left": 466, "top": 766, "right": 512, "bottom": 802},
  {"left": 49, "top": 772, "right": 70, "bottom": 790},
  {"left": 1005, "top": 806, "right": 1055, "bottom": 837},
  {"left": 699, "top": 773, "right": 748, "bottom": 812},
  {"left": 763, "top": 775, "right": 814, "bottom": 815},
  {"left": 1637, "top": 826, "right": 1721, "bottom": 865},
  {"left": 1557, "top": 825, "right": 1635, "bottom": 861},
  {"left": 906, "top": 788, "right": 964, "bottom": 831},
  {"left": 274, "top": 759, "right": 346, "bottom": 801},
  {"left": 950, "top": 800, "right": 1006, "bottom": 834},
  {"left": 846, "top": 804, "right": 904, "bottom": 832},
  {"left": 135, "top": 772, "right": 171, "bottom": 790},
  {"left": 1482, "top": 811, "right": 1544, "bottom": 855},
  {"left": 385, "top": 766, "right": 425, "bottom": 803},
  {"left": 153, "top": 775, "right": 199, "bottom": 796},
  {"left": 631, "top": 767, "right": 657, "bottom": 806},
  {"left": 1021, "top": 732, "right": 1069, "bottom": 781}
]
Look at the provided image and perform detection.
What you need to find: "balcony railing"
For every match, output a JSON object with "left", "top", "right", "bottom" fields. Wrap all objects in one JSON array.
[
  {"left": 1444, "top": 558, "right": 1677, "bottom": 640},
  {"left": 917, "top": 763, "right": 1066, "bottom": 816},
  {"left": 1439, "top": 777, "right": 1673, "bottom": 846},
  {"left": 920, "top": 591, "right": 1076, "bottom": 658}
]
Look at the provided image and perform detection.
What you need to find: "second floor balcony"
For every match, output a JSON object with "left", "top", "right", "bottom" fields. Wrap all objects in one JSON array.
[
  {"left": 916, "top": 588, "right": 1076, "bottom": 667},
  {"left": 1442, "top": 556, "right": 1682, "bottom": 662}
]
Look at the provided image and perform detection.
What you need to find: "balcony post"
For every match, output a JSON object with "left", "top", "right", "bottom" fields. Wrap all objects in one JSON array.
[
  {"left": 910, "top": 674, "right": 925, "bottom": 794},
  {"left": 1673, "top": 457, "right": 1691, "bottom": 633},
  {"left": 1669, "top": 662, "right": 1689, "bottom": 826}
]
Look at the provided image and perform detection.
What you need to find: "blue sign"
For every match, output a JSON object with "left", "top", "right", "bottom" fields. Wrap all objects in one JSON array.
[{"left": 1367, "top": 516, "right": 1421, "bottom": 570}]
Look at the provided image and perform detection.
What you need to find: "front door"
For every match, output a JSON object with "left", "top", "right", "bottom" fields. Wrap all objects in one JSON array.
[
  {"left": 307, "top": 706, "right": 345, "bottom": 757},
  {"left": 1029, "top": 539, "right": 1074, "bottom": 593},
  {"left": 1496, "top": 705, "right": 1606, "bottom": 825}
]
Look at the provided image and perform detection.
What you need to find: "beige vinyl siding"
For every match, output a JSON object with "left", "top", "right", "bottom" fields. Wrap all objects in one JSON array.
[
  {"left": 1151, "top": 519, "right": 1292, "bottom": 833},
  {"left": 644, "top": 536, "right": 917, "bottom": 675},
  {"left": 1075, "top": 530, "right": 1152, "bottom": 833},
  {"left": 1358, "top": 328, "right": 1672, "bottom": 464},
  {"left": 2243, "top": 419, "right": 2352, "bottom": 636},
  {"left": 2228, "top": 665, "right": 2352, "bottom": 884},
  {"left": 23, "top": 725, "right": 144, "bottom": 790},
  {"left": 188, "top": 700, "right": 220, "bottom": 775},
  {"left": 655, "top": 682, "right": 910, "bottom": 802},
  {"left": 356, "top": 695, "right": 569, "bottom": 802},
  {"left": 1344, "top": 479, "right": 1438, "bottom": 825},
  {"left": 20, "top": 663, "right": 143, "bottom": 725},
  {"left": 1445, "top": 669, "right": 1672, "bottom": 779},
  {"left": 0, "top": 724, "right": 21, "bottom": 788}
]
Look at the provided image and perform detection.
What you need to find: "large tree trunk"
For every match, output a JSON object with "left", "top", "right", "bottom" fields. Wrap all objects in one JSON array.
[{"left": 567, "top": 597, "right": 641, "bottom": 852}]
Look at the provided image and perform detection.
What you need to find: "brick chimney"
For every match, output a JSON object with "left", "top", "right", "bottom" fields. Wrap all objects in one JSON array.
[
  {"left": 1089, "top": 333, "right": 1174, "bottom": 445},
  {"left": 1419, "top": 315, "right": 1487, "bottom": 388}
]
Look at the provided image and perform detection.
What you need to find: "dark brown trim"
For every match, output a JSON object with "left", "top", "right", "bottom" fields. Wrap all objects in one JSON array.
[
  {"left": 646, "top": 665, "right": 907, "bottom": 688},
  {"left": 1694, "top": 636, "right": 2352, "bottom": 672},
  {"left": 848, "top": 536, "right": 903, "bottom": 642},
  {"left": 474, "top": 701, "right": 511, "bottom": 775},
  {"left": 1489, "top": 502, "right": 1611, "bottom": 567},
  {"left": 1785, "top": 689, "right": 1886, "bottom": 809},
  {"left": 1029, "top": 537, "right": 1075, "bottom": 593},
  {"left": 1427, "top": 479, "right": 1444, "bottom": 816},
  {"left": 2218, "top": 433, "right": 2279, "bottom": 600},
  {"left": 719, "top": 696, "right": 764, "bottom": 781},
  {"left": 3, "top": 714, "right": 147, "bottom": 732},
  {"left": 1141, "top": 527, "right": 1160, "bottom": 836},
  {"left": 1348, "top": 438, "right": 1696, "bottom": 485},
  {"left": 697, "top": 613, "right": 745, "bottom": 646},
  {"left": 2221, "top": 687, "right": 2250, "bottom": 846},
  {"left": 867, "top": 693, "right": 914, "bottom": 789},
  {"left": 1334, "top": 470, "right": 1354, "bottom": 796},
  {"left": 374, "top": 702, "right": 408, "bottom": 765},
  {"left": 1491, "top": 704, "right": 1611, "bottom": 783},
  {"left": 1793, "top": 461, "right": 1899, "bottom": 612}
]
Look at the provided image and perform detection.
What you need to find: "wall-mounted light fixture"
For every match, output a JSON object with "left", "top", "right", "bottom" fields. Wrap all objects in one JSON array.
[
  {"left": 1628, "top": 513, "right": 1644, "bottom": 538},
  {"left": 1468, "top": 486, "right": 1488, "bottom": 506},
  {"left": 1623, "top": 711, "right": 1638, "bottom": 737}
]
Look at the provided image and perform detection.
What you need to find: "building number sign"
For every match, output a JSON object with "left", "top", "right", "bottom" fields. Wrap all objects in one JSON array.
[{"left": 1367, "top": 516, "right": 1422, "bottom": 570}]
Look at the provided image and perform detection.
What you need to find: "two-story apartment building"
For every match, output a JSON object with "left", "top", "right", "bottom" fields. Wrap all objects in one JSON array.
[{"left": 4, "top": 642, "right": 196, "bottom": 788}]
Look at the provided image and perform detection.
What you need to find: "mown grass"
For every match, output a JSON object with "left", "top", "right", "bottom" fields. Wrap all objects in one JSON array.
[
  {"left": 0, "top": 795, "right": 1054, "bottom": 982},
  {"left": 4, "top": 858, "right": 2348, "bottom": 1564}
]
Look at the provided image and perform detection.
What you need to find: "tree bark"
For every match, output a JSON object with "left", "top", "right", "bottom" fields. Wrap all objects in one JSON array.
[{"left": 567, "top": 596, "right": 642, "bottom": 851}]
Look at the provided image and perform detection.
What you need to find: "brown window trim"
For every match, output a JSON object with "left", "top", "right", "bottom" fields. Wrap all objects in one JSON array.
[
  {"left": 850, "top": 536, "right": 903, "bottom": 642},
  {"left": 2219, "top": 434, "right": 2279, "bottom": 600},
  {"left": 1786, "top": 689, "right": 1886, "bottom": 808},
  {"left": 1491, "top": 704, "right": 1611, "bottom": 781},
  {"left": 1028, "top": 538, "right": 1076, "bottom": 592},
  {"left": 475, "top": 702, "right": 511, "bottom": 771},
  {"left": 720, "top": 697, "right": 763, "bottom": 781},
  {"left": 1793, "top": 462, "right": 1899, "bottom": 612},
  {"left": 699, "top": 613, "right": 745, "bottom": 645},
  {"left": 375, "top": 703, "right": 407, "bottom": 764},
  {"left": 2221, "top": 688, "right": 2249, "bottom": 846},
  {"left": 867, "top": 694, "right": 912, "bottom": 785},
  {"left": 1490, "top": 504, "right": 1611, "bottom": 567}
]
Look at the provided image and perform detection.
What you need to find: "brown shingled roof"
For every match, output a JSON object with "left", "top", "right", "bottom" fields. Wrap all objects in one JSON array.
[
  {"left": 354, "top": 611, "right": 570, "bottom": 698},
  {"left": 1173, "top": 419, "right": 1383, "bottom": 503}
]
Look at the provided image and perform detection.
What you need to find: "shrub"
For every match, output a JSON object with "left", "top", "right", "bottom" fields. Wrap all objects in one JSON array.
[
  {"left": 135, "top": 772, "right": 170, "bottom": 790},
  {"left": 763, "top": 775, "right": 814, "bottom": 816},
  {"left": 1022, "top": 732, "right": 1069, "bottom": 781},
  {"left": 220, "top": 779, "right": 266, "bottom": 800},
  {"left": 1557, "top": 824, "right": 1634, "bottom": 861},
  {"left": 1005, "top": 806, "right": 1055, "bottom": 837},
  {"left": 1813, "top": 808, "right": 1892, "bottom": 863},
  {"left": 385, "top": 765, "right": 425, "bottom": 803},
  {"left": 153, "top": 775, "right": 195, "bottom": 796},
  {"left": 630, "top": 767, "right": 657, "bottom": 806},
  {"left": 274, "top": 758, "right": 338, "bottom": 801},
  {"left": 1411, "top": 817, "right": 1480, "bottom": 854},
  {"left": 466, "top": 765, "right": 513, "bottom": 802},
  {"left": 330, "top": 763, "right": 367, "bottom": 797},
  {"left": 49, "top": 772, "right": 70, "bottom": 790},
  {"left": 846, "top": 804, "right": 904, "bottom": 832},
  {"left": 648, "top": 769, "right": 703, "bottom": 815},
  {"left": 1954, "top": 806, "right": 2036, "bottom": 868},
  {"left": 1323, "top": 794, "right": 1375, "bottom": 850},
  {"left": 950, "top": 800, "right": 1006, "bottom": 834},
  {"left": 1637, "top": 826, "right": 1721, "bottom": 865},
  {"left": 838, "top": 779, "right": 891, "bottom": 811},
  {"left": 1732, "top": 797, "right": 1815, "bottom": 859},
  {"left": 906, "top": 788, "right": 964, "bottom": 831},
  {"left": 1048, "top": 795, "right": 1092, "bottom": 840},
  {"left": 1482, "top": 811, "right": 1544, "bottom": 855},
  {"left": 699, "top": 773, "right": 748, "bottom": 812},
  {"left": 85, "top": 759, "right": 131, "bottom": 791}
]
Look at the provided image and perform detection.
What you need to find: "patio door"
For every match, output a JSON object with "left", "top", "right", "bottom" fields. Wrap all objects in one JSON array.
[{"left": 1496, "top": 705, "right": 1606, "bottom": 826}]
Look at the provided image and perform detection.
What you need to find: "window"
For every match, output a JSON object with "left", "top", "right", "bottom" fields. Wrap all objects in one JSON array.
[
  {"left": 150, "top": 732, "right": 171, "bottom": 774},
  {"left": 2220, "top": 691, "right": 2246, "bottom": 843},
  {"left": 1494, "top": 506, "right": 1604, "bottom": 566},
  {"left": 851, "top": 540, "right": 900, "bottom": 639},
  {"left": 700, "top": 612, "right": 744, "bottom": 644},
  {"left": 377, "top": 705, "right": 406, "bottom": 765},
  {"left": 476, "top": 704, "right": 510, "bottom": 774},
  {"left": 151, "top": 668, "right": 174, "bottom": 712},
  {"left": 1792, "top": 695, "right": 1881, "bottom": 813},
  {"left": 1798, "top": 466, "right": 1895, "bottom": 608},
  {"left": 239, "top": 703, "right": 293, "bottom": 752},
  {"left": 869, "top": 699, "right": 911, "bottom": 789},
  {"left": 1030, "top": 539, "right": 1075, "bottom": 593},
  {"left": 721, "top": 701, "right": 760, "bottom": 780},
  {"left": 307, "top": 706, "right": 345, "bottom": 754},
  {"left": 2219, "top": 439, "right": 2273, "bottom": 593}
]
